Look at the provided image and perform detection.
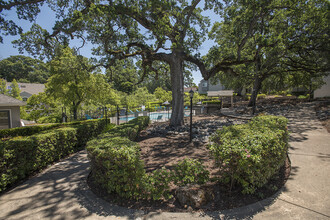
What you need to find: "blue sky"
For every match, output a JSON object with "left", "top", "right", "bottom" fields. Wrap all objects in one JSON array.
[{"left": 0, "top": 3, "right": 220, "bottom": 86}]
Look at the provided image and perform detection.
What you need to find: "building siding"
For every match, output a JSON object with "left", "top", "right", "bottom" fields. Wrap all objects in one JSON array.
[{"left": 0, "top": 106, "right": 21, "bottom": 128}]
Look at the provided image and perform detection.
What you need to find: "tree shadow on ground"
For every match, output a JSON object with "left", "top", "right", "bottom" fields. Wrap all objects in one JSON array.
[{"left": 0, "top": 151, "right": 144, "bottom": 220}]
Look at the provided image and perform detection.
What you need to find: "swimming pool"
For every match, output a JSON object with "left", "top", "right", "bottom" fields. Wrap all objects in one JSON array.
[
  {"left": 119, "top": 111, "right": 191, "bottom": 122},
  {"left": 119, "top": 112, "right": 171, "bottom": 122}
]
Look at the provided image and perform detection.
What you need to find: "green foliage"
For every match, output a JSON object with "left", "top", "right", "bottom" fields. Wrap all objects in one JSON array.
[
  {"left": 172, "top": 159, "right": 210, "bottom": 187},
  {"left": 37, "top": 114, "right": 62, "bottom": 124},
  {"left": 133, "top": 87, "right": 156, "bottom": 106},
  {"left": 0, "top": 119, "right": 107, "bottom": 192},
  {"left": 143, "top": 168, "right": 173, "bottom": 200},
  {"left": 0, "top": 79, "right": 8, "bottom": 95},
  {"left": 209, "top": 0, "right": 330, "bottom": 105},
  {"left": 0, "top": 56, "right": 50, "bottom": 83},
  {"left": 9, "top": 79, "right": 22, "bottom": 100},
  {"left": 202, "top": 100, "right": 221, "bottom": 105},
  {"left": 154, "top": 87, "right": 172, "bottom": 103},
  {"left": 26, "top": 92, "right": 57, "bottom": 122},
  {"left": 257, "top": 94, "right": 267, "bottom": 99},
  {"left": 298, "top": 94, "right": 309, "bottom": 99},
  {"left": 47, "top": 47, "right": 97, "bottom": 119},
  {"left": 87, "top": 117, "right": 150, "bottom": 199},
  {"left": 0, "top": 127, "right": 77, "bottom": 192},
  {"left": 90, "top": 74, "right": 120, "bottom": 106},
  {"left": 208, "top": 115, "right": 289, "bottom": 194},
  {"left": 137, "top": 61, "right": 172, "bottom": 93},
  {"left": 0, "top": 124, "right": 61, "bottom": 139},
  {"left": 106, "top": 59, "right": 138, "bottom": 94},
  {"left": 87, "top": 137, "right": 146, "bottom": 199},
  {"left": 99, "top": 116, "right": 150, "bottom": 141}
]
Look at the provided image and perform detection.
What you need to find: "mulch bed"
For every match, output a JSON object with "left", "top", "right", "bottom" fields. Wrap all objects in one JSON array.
[{"left": 87, "top": 114, "right": 291, "bottom": 212}]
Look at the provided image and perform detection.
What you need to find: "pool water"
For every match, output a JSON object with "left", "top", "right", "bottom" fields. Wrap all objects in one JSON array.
[{"left": 119, "top": 111, "right": 191, "bottom": 122}]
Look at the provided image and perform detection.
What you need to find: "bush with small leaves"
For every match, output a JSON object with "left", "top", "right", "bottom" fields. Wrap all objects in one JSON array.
[
  {"left": 0, "top": 119, "right": 107, "bottom": 192},
  {"left": 208, "top": 115, "right": 288, "bottom": 194},
  {"left": 172, "top": 158, "right": 210, "bottom": 186},
  {"left": 87, "top": 137, "right": 146, "bottom": 199}
]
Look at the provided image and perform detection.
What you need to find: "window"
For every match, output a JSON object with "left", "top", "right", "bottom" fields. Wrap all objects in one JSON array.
[
  {"left": 23, "top": 97, "right": 28, "bottom": 101},
  {"left": 0, "top": 110, "right": 10, "bottom": 129},
  {"left": 202, "top": 82, "right": 207, "bottom": 87}
]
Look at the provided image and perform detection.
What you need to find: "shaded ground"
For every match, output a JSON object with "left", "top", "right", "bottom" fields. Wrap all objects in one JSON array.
[{"left": 315, "top": 101, "right": 330, "bottom": 133}]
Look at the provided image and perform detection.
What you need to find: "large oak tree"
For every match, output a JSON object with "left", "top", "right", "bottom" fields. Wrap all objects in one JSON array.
[
  {"left": 208, "top": 0, "right": 329, "bottom": 111},
  {"left": 3, "top": 0, "right": 252, "bottom": 126}
]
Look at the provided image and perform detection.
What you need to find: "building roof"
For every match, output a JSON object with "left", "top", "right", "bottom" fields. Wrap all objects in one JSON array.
[
  {"left": 184, "top": 87, "right": 198, "bottom": 92},
  {"left": 0, "top": 94, "right": 26, "bottom": 106},
  {"left": 6, "top": 82, "right": 45, "bottom": 96},
  {"left": 207, "top": 90, "right": 234, "bottom": 97}
]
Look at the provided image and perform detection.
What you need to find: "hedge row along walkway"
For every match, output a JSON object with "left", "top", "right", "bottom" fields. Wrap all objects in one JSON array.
[{"left": 0, "top": 103, "right": 329, "bottom": 220}]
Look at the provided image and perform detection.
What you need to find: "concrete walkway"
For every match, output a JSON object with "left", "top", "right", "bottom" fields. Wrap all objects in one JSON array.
[{"left": 0, "top": 103, "right": 329, "bottom": 220}]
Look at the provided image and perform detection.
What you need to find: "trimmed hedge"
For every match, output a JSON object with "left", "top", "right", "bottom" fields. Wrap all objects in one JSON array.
[
  {"left": 0, "top": 124, "right": 62, "bottom": 139},
  {"left": 202, "top": 100, "right": 221, "bottom": 105},
  {"left": 87, "top": 116, "right": 150, "bottom": 199},
  {"left": 208, "top": 115, "right": 289, "bottom": 194},
  {"left": 97, "top": 116, "right": 150, "bottom": 141},
  {"left": 87, "top": 137, "right": 146, "bottom": 198},
  {"left": 0, "top": 119, "right": 107, "bottom": 192}
]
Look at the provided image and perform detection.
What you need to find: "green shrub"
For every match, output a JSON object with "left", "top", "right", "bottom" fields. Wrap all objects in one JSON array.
[
  {"left": 87, "top": 137, "right": 146, "bottom": 199},
  {"left": 0, "top": 124, "right": 61, "bottom": 139},
  {"left": 147, "top": 102, "right": 163, "bottom": 112},
  {"left": 98, "top": 116, "right": 149, "bottom": 141},
  {"left": 280, "top": 91, "right": 288, "bottom": 96},
  {"left": 37, "top": 114, "right": 61, "bottom": 123},
  {"left": 202, "top": 100, "right": 221, "bottom": 105},
  {"left": 143, "top": 168, "right": 173, "bottom": 200},
  {"left": 172, "top": 158, "right": 209, "bottom": 186},
  {"left": 72, "top": 119, "right": 107, "bottom": 147},
  {"left": 102, "top": 123, "right": 117, "bottom": 133},
  {"left": 0, "top": 119, "right": 107, "bottom": 192},
  {"left": 298, "top": 94, "right": 309, "bottom": 99},
  {"left": 0, "top": 127, "right": 77, "bottom": 192},
  {"left": 208, "top": 115, "right": 288, "bottom": 194},
  {"left": 257, "top": 94, "right": 267, "bottom": 99}
]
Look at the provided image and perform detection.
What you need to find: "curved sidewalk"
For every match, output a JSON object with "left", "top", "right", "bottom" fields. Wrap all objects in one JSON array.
[{"left": 0, "top": 104, "right": 329, "bottom": 220}]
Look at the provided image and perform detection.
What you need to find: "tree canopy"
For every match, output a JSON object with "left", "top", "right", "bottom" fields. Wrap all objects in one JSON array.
[
  {"left": 1, "top": 0, "right": 329, "bottom": 123},
  {"left": 208, "top": 0, "right": 329, "bottom": 108},
  {"left": 0, "top": 55, "right": 50, "bottom": 83},
  {"left": 47, "top": 47, "right": 99, "bottom": 120}
]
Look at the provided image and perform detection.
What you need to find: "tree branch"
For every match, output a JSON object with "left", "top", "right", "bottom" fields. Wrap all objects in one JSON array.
[
  {"left": 184, "top": 53, "right": 255, "bottom": 80},
  {"left": 181, "top": 0, "right": 201, "bottom": 38},
  {"left": 0, "top": 0, "right": 45, "bottom": 12}
]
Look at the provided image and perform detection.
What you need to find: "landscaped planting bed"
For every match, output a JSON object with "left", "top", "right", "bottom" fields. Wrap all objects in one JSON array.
[{"left": 87, "top": 115, "right": 290, "bottom": 211}]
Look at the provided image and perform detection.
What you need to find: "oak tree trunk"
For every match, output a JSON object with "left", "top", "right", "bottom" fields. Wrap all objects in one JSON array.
[
  {"left": 72, "top": 101, "right": 80, "bottom": 120},
  {"left": 248, "top": 54, "right": 263, "bottom": 115},
  {"left": 169, "top": 54, "right": 185, "bottom": 126},
  {"left": 248, "top": 77, "right": 263, "bottom": 114}
]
